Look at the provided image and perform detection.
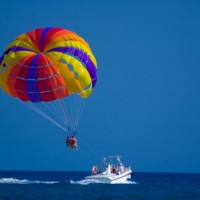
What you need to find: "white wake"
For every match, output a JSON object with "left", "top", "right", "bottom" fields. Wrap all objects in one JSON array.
[
  {"left": 0, "top": 178, "right": 59, "bottom": 184},
  {"left": 70, "top": 179, "right": 137, "bottom": 185},
  {"left": 70, "top": 179, "right": 104, "bottom": 185}
]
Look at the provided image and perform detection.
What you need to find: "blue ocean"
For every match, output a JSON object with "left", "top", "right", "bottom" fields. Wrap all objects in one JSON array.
[{"left": 0, "top": 171, "right": 200, "bottom": 200}]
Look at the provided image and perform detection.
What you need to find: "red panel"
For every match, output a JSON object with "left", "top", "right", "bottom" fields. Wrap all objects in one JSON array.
[
  {"left": 8, "top": 63, "right": 22, "bottom": 77},
  {"left": 6, "top": 55, "right": 34, "bottom": 97},
  {"left": 15, "top": 79, "right": 26, "bottom": 92},
  {"left": 7, "top": 74, "right": 18, "bottom": 97},
  {"left": 17, "top": 90, "right": 29, "bottom": 101},
  {"left": 48, "top": 76, "right": 57, "bottom": 90},
  {"left": 37, "top": 54, "right": 54, "bottom": 78},
  {"left": 22, "top": 54, "right": 35, "bottom": 66},
  {"left": 43, "top": 28, "right": 63, "bottom": 50},
  {"left": 40, "top": 91, "right": 56, "bottom": 102},
  {"left": 7, "top": 63, "right": 23, "bottom": 92},
  {"left": 49, "top": 29, "right": 75, "bottom": 42},
  {"left": 45, "top": 65, "right": 54, "bottom": 77},
  {"left": 37, "top": 79, "right": 52, "bottom": 92},
  {"left": 37, "top": 67, "right": 49, "bottom": 79},
  {"left": 26, "top": 30, "right": 40, "bottom": 51},
  {"left": 35, "top": 28, "right": 43, "bottom": 50},
  {"left": 9, "top": 55, "right": 33, "bottom": 78},
  {"left": 17, "top": 67, "right": 29, "bottom": 79},
  {"left": 37, "top": 54, "right": 50, "bottom": 66}
]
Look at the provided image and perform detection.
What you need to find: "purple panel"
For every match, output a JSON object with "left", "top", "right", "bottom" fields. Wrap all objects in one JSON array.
[
  {"left": 27, "top": 93, "right": 42, "bottom": 103},
  {"left": 72, "top": 48, "right": 97, "bottom": 87},
  {"left": 40, "top": 27, "right": 53, "bottom": 51},
  {"left": 0, "top": 55, "right": 3, "bottom": 65},
  {"left": 27, "top": 68, "right": 37, "bottom": 79},
  {"left": 0, "top": 46, "right": 35, "bottom": 66},
  {"left": 26, "top": 80, "right": 38, "bottom": 92},
  {"left": 48, "top": 47, "right": 65, "bottom": 52},
  {"left": 26, "top": 55, "right": 42, "bottom": 102},
  {"left": 15, "top": 47, "right": 35, "bottom": 52}
]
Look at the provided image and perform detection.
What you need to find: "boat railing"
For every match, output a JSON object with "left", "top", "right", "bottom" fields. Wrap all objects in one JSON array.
[
  {"left": 90, "top": 165, "right": 131, "bottom": 175},
  {"left": 124, "top": 166, "right": 131, "bottom": 172}
]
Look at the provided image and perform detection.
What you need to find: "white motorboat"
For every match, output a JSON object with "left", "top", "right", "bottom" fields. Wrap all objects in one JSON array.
[{"left": 85, "top": 156, "right": 132, "bottom": 184}]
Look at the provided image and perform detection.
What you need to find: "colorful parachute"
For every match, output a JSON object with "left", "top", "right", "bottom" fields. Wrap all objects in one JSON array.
[{"left": 0, "top": 27, "right": 97, "bottom": 133}]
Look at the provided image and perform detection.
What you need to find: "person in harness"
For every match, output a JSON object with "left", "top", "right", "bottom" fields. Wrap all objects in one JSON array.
[{"left": 66, "top": 135, "right": 78, "bottom": 150}]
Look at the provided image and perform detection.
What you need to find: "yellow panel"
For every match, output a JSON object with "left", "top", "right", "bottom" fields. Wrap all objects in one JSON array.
[
  {"left": 44, "top": 34, "right": 90, "bottom": 51},
  {"left": 1, "top": 51, "right": 35, "bottom": 66},
  {"left": 46, "top": 40, "right": 97, "bottom": 67},
  {"left": 15, "top": 34, "right": 39, "bottom": 52},
  {"left": 4, "top": 34, "right": 39, "bottom": 53},
  {"left": 46, "top": 53, "right": 82, "bottom": 95},
  {"left": 79, "top": 84, "right": 92, "bottom": 98},
  {"left": 1, "top": 57, "right": 23, "bottom": 94},
  {"left": 0, "top": 74, "right": 2, "bottom": 87},
  {"left": 58, "top": 53, "right": 92, "bottom": 89}
]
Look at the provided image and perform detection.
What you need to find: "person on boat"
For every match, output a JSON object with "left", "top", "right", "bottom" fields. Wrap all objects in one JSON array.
[
  {"left": 119, "top": 164, "right": 124, "bottom": 174},
  {"left": 92, "top": 165, "right": 98, "bottom": 175},
  {"left": 111, "top": 165, "right": 117, "bottom": 174}
]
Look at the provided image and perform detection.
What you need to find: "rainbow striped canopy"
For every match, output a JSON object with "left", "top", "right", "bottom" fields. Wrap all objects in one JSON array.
[{"left": 0, "top": 27, "right": 97, "bottom": 102}]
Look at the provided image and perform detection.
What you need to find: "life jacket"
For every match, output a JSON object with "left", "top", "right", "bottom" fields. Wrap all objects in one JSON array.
[
  {"left": 112, "top": 166, "right": 117, "bottom": 173},
  {"left": 70, "top": 137, "right": 77, "bottom": 144},
  {"left": 92, "top": 166, "right": 98, "bottom": 174}
]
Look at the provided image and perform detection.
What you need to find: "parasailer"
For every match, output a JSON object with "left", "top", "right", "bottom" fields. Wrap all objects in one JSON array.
[
  {"left": 66, "top": 135, "right": 78, "bottom": 150},
  {"left": 0, "top": 27, "right": 97, "bottom": 151}
]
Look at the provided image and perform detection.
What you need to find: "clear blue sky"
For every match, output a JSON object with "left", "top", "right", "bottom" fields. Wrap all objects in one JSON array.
[{"left": 0, "top": 0, "right": 200, "bottom": 173}]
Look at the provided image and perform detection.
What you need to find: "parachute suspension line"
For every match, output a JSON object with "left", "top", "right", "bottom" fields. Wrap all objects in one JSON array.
[
  {"left": 69, "top": 95, "right": 76, "bottom": 130},
  {"left": 26, "top": 102, "right": 67, "bottom": 132},
  {"left": 75, "top": 97, "right": 86, "bottom": 128},
  {"left": 41, "top": 102, "right": 66, "bottom": 125},
  {"left": 73, "top": 94, "right": 79, "bottom": 129},
  {"left": 50, "top": 100, "right": 67, "bottom": 125},
  {"left": 47, "top": 101, "right": 64, "bottom": 122},
  {"left": 74, "top": 94, "right": 80, "bottom": 128},
  {"left": 57, "top": 99, "right": 72, "bottom": 127},
  {"left": 18, "top": 94, "right": 86, "bottom": 134},
  {"left": 58, "top": 99, "right": 73, "bottom": 130},
  {"left": 54, "top": 101, "right": 70, "bottom": 126},
  {"left": 43, "top": 99, "right": 73, "bottom": 130},
  {"left": 21, "top": 101, "right": 67, "bottom": 132},
  {"left": 57, "top": 99, "right": 74, "bottom": 131},
  {"left": 64, "top": 94, "right": 86, "bottom": 132}
]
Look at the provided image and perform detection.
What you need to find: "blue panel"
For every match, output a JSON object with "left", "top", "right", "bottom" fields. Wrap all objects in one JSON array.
[
  {"left": 26, "top": 80, "right": 38, "bottom": 92},
  {"left": 26, "top": 55, "right": 42, "bottom": 102},
  {"left": 28, "top": 93, "right": 42, "bottom": 102},
  {"left": 27, "top": 68, "right": 37, "bottom": 79},
  {"left": 40, "top": 27, "right": 53, "bottom": 50}
]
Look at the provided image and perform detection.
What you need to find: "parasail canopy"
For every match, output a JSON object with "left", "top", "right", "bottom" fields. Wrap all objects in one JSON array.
[
  {"left": 0, "top": 27, "right": 97, "bottom": 133},
  {"left": 0, "top": 27, "right": 97, "bottom": 102}
]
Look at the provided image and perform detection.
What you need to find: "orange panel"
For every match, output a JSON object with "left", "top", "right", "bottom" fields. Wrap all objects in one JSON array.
[{"left": 53, "top": 87, "right": 68, "bottom": 100}]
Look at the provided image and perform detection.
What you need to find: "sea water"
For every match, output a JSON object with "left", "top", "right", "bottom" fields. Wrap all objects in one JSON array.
[{"left": 0, "top": 171, "right": 200, "bottom": 199}]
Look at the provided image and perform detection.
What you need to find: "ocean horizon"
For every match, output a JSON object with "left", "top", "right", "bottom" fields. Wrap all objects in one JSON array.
[{"left": 0, "top": 170, "right": 200, "bottom": 199}]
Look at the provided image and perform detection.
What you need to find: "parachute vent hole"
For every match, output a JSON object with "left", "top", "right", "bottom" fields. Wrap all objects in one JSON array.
[{"left": 60, "top": 58, "right": 79, "bottom": 79}]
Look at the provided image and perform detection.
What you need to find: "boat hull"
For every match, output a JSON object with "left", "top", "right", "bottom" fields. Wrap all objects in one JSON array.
[{"left": 85, "top": 170, "right": 132, "bottom": 184}]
